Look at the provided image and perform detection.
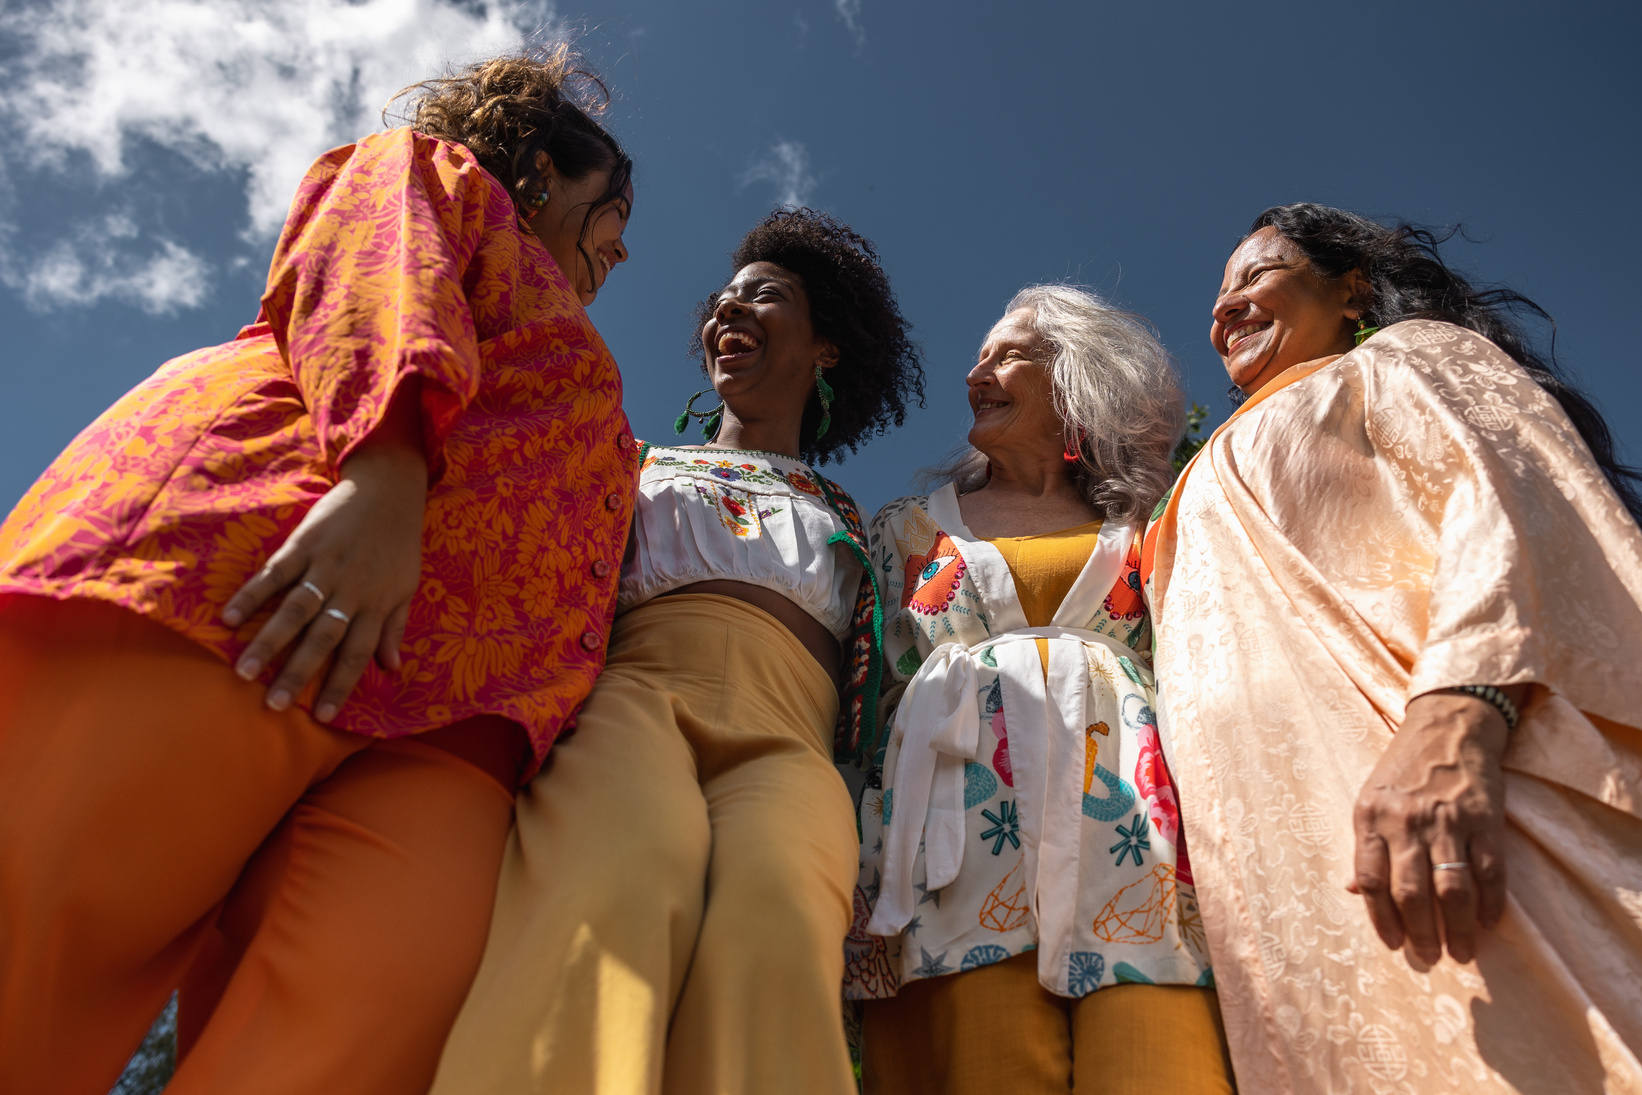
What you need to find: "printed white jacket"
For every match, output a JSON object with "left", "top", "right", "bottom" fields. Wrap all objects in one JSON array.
[{"left": 846, "top": 485, "right": 1211, "bottom": 999}]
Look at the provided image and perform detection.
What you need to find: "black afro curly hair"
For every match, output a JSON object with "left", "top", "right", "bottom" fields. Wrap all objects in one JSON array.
[{"left": 690, "top": 208, "right": 924, "bottom": 466}]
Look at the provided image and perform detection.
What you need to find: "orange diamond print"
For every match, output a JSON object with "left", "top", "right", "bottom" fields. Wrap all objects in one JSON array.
[
  {"left": 979, "top": 855, "right": 1031, "bottom": 932},
  {"left": 1093, "top": 863, "right": 1177, "bottom": 944}
]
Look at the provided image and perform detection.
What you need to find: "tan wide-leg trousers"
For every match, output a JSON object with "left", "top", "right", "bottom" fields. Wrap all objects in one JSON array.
[{"left": 430, "top": 593, "right": 860, "bottom": 1095}]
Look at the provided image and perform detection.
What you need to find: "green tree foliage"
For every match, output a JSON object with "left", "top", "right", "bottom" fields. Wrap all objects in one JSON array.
[{"left": 1172, "top": 403, "right": 1211, "bottom": 472}]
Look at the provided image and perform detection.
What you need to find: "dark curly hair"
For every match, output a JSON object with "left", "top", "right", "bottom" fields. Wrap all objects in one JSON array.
[
  {"left": 1250, "top": 202, "right": 1642, "bottom": 525},
  {"left": 690, "top": 209, "right": 924, "bottom": 465},
  {"left": 389, "top": 44, "right": 632, "bottom": 283}
]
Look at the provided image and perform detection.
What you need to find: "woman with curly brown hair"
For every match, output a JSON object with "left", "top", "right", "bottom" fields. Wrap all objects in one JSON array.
[
  {"left": 0, "top": 46, "right": 634, "bottom": 1095},
  {"left": 429, "top": 209, "right": 923, "bottom": 1095}
]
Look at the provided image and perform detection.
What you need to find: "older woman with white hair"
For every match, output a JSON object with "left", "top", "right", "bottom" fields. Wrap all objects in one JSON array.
[{"left": 845, "top": 286, "right": 1234, "bottom": 1093}]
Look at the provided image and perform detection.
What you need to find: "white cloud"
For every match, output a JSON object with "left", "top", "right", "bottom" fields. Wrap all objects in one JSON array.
[
  {"left": 13, "top": 215, "right": 212, "bottom": 314},
  {"left": 834, "top": 0, "right": 865, "bottom": 48},
  {"left": 738, "top": 140, "right": 818, "bottom": 210},
  {"left": 0, "top": 0, "right": 556, "bottom": 311}
]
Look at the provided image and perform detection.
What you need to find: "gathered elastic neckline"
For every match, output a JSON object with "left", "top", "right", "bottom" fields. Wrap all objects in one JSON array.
[
  {"left": 655, "top": 443, "right": 813, "bottom": 468},
  {"left": 984, "top": 518, "right": 1105, "bottom": 543}
]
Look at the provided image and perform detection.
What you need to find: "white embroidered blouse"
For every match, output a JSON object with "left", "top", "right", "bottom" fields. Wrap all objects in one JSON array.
[{"left": 618, "top": 444, "right": 865, "bottom": 640}]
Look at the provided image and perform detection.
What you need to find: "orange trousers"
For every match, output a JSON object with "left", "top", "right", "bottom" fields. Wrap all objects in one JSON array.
[
  {"left": 862, "top": 953, "right": 1236, "bottom": 1093},
  {"left": 0, "top": 596, "right": 517, "bottom": 1095}
]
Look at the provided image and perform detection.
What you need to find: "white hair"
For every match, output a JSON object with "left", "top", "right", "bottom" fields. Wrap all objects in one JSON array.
[{"left": 935, "top": 284, "right": 1185, "bottom": 523}]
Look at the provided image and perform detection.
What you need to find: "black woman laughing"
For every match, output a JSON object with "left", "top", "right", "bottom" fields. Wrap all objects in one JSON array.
[{"left": 430, "top": 209, "right": 924, "bottom": 1095}]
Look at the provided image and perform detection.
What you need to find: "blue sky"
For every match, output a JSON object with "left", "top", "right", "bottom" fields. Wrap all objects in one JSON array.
[{"left": 2, "top": 0, "right": 1637, "bottom": 518}]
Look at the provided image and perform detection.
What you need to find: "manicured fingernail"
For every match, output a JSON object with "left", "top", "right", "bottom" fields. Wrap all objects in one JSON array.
[
  {"left": 266, "top": 688, "right": 291, "bottom": 711},
  {"left": 223, "top": 606, "right": 244, "bottom": 627},
  {"left": 236, "top": 657, "right": 262, "bottom": 680},
  {"left": 315, "top": 703, "right": 337, "bottom": 722}
]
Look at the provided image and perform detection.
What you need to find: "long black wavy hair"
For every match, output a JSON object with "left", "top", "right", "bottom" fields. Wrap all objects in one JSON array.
[
  {"left": 691, "top": 209, "right": 925, "bottom": 466},
  {"left": 1251, "top": 202, "right": 1642, "bottom": 524}
]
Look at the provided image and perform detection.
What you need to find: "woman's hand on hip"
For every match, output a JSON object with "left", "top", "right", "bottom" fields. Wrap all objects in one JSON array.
[
  {"left": 1348, "top": 687, "right": 1523, "bottom": 965},
  {"left": 223, "top": 383, "right": 429, "bottom": 722}
]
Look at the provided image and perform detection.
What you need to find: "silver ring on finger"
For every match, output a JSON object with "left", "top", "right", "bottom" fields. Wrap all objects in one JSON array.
[
  {"left": 300, "top": 580, "right": 326, "bottom": 602},
  {"left": 323, "top": 607, "right": 351, "bottom": 625},
  {"left": 1432, "top": 861, "right": 1471, "bottom": 872}
]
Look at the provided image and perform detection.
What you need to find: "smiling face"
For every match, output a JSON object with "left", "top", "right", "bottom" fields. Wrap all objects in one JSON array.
[
  {"left": 1210, "top": 226, "right": 1367, "bottom": 396},
  {"left": 966, "top": 308, "right": 1064, "bottom": 459},
  {"left": 700, "top": 261, "right": 838, "bottom": 422},
  {"left": 529, "top": 160, "right": 632, "bottom": 307}
]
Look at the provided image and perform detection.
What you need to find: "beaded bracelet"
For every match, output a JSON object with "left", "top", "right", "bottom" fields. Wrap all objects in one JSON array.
[{"left": 1453, "top": 684, "right": 1520, "bottom": 731}]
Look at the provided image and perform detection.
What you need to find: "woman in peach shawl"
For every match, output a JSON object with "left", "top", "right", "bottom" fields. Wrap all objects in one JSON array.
[{"left": 1146, "top": 203, "right": 1642, "bottom": 1093}]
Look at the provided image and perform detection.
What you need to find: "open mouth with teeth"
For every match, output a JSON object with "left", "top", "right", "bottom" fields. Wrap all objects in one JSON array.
[
  {"left": 715, "top": 328, "right": 762, "bottom": 364},
  {"left": 973, "top": 398, "right": 1010, "bottom": 417},
  {"left": 1225, "top": 321, "right": 1272, "bottom": 353}
]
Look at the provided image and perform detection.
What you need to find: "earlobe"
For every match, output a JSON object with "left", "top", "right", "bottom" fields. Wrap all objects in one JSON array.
[{"left": 1343, "top": 269, "right": 1374, "bottom": 318}]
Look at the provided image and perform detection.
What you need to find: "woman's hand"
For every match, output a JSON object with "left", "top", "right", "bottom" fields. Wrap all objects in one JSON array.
[
  {"left": 223, "top": 385, "right": 428, "bottom": 722},
  {"left": 1348, "top": 687, "right": 1523, "bottom": 965}
]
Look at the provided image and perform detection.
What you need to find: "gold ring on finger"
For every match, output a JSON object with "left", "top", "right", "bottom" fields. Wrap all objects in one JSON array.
[{"left": 323, "top": 607, "right": 351, "bottom": 624}]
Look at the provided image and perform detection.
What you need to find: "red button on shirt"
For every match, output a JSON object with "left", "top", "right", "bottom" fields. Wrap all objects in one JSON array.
[
  {"left": 580, "top": 631, "right": 601, "bottom": 651},
  {"left": 605, "top": 493, "right": 622, "bottom": 511},
  {"left": 590, "top": 559, "right": 611, "bottom": 578},
  {"left": 618, "top": 431, "right": 632, "bottom": 450}
]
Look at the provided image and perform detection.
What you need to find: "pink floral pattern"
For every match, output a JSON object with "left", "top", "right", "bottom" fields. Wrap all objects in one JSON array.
[{"left": 0, "top": 129, "right": 637, "bottom": 768}]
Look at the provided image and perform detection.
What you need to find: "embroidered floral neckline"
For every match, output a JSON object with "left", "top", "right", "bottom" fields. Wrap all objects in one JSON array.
[
  {"left": 641, "top": 446, "right": 832, "bottom": 498},
  {"left": 648, "top": 443, "right": 815, "bottom": 470}
]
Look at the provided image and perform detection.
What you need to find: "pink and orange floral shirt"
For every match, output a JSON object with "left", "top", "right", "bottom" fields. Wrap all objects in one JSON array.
[{"left": 0, "top": 128, "right": 637, "bottom": 766}]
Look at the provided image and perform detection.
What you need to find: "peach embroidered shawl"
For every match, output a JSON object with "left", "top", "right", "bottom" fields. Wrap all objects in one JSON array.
[{"left": 1150, "top": 320, "right": 1642, "bottom": 1093}]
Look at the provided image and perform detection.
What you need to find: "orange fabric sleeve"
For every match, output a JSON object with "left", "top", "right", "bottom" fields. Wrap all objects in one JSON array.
[{"left": 258, "top": 128, "right": 495, "bottom": 481}]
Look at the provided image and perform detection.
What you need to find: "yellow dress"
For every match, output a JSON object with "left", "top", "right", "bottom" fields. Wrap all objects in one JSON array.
[{"left": 988, "top": 518, "right": 1106, "bottom": 667}]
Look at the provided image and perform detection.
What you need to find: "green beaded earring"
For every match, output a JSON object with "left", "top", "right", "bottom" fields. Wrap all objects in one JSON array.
[
  {"left": 674, "top": 388, "right": 724, "bottom": 440},
  {"left": 814, "top": 367, "right": 834, "bottom": 440},
  {"left": 1354, "top": 317, "right": 1379, "bottom": 346}
]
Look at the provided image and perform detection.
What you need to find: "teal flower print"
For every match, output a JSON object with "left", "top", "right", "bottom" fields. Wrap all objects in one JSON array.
[
  {"left": 980, "top": 799, "right": 1021, "bottom": 855},
  {"left": 1110, "top": 813, "right": 1151, "bottom": 867},
  {"left": 960, "top": 944, "right": 1010, "bottom": 971},
  {"left": 1068, "top": 951, "right": 1106, "bottom": 995}
]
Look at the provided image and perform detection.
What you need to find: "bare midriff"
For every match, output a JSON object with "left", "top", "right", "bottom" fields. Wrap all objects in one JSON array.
[{"left": 659, "top": 580, "right": 842, "bottom": 685}]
